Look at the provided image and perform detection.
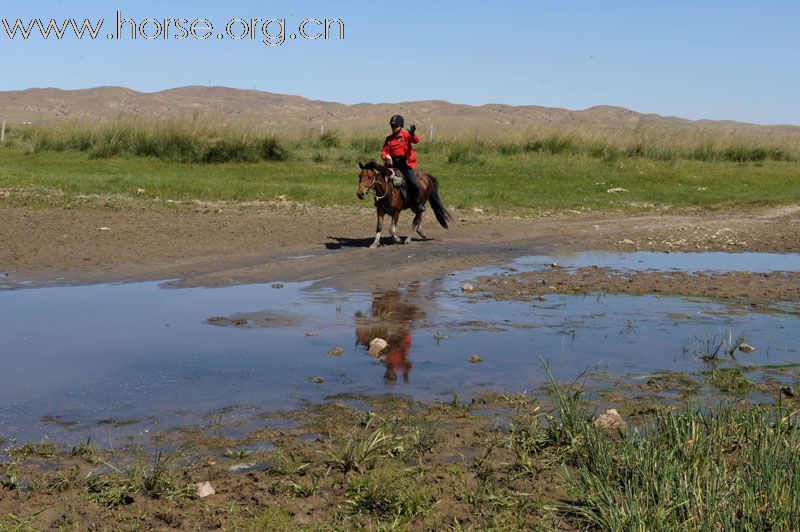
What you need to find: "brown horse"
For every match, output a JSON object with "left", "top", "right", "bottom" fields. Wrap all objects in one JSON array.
[{"left": 356, "top": 160, "right": 452, "bottom": 248}]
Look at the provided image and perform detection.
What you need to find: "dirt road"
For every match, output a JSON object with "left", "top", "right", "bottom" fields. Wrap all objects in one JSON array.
[{"left": 2, "top": 202, "right": 799, "bottom": 289}]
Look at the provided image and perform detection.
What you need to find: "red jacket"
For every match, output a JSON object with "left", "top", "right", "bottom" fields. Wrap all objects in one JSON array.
[
  {"left": 381, "top": 130, "right": 420, "bottom": 168},
  {"left": 384, "top": 332, "right": 413, "bottom": 378}
]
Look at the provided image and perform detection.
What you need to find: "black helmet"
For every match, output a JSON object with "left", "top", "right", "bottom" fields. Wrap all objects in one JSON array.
[{"left": 389, "top": 114, "right": 404, "bottom": 127}]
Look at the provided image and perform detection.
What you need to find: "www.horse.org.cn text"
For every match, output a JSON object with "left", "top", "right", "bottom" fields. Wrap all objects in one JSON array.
[{"left": 1, "top": 11, "right": 345, "bottom": 46}]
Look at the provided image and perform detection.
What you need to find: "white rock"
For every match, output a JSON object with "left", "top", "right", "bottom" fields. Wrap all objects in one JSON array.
[
  {"left": 594, "top": 409, "right": 627, "bottom": 435},
  {"left": 461, "top": 283, "right": 474, "bottom": 293},
  {"left": 606, "top": 188, "right": 628, "bottom": 194},
  {"left": 195, "top": 481, "right": 215, "bottom": 498},
  {"left": 368, "top": 338, "right": 388, "bottom": 357},
  {"left": 228, "top": 463, "right": 256, "bottom": 473},
  {"left": 98, "top": 227, "right": 111, "bottom": 231}
]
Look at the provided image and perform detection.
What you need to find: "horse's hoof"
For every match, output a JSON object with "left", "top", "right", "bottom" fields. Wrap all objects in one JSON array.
[
  {"left": 369, "top": 243, "right": 379, "bottom": 249},
  {"left": 404, "top": 237, "right": 412, "bottom": 244}
]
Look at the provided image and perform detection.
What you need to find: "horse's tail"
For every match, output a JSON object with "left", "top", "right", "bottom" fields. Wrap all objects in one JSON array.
[{"left": 427, "top": 174, "right": 453, "bottom": 229}]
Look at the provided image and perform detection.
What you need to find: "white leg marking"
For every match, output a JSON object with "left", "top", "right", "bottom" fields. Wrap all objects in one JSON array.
[
  {"left": 406, "top": 221, "right": 418, "bottom": 244},
  {"left": 370, "top": 231, "right": 381, "bottom": 249}
]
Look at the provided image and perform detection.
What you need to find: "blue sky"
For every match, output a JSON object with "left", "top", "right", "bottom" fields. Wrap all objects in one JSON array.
[{"left": 1, "top": 1, "right": 798, "bottom": 125}]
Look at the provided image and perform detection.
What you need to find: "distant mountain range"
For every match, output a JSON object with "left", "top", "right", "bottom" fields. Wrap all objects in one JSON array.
[{"left": 1, "top": 86, "right": 797, "bottom": 135}]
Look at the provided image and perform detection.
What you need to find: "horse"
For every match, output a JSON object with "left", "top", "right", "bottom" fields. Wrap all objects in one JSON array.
[{"left": 356, "top": 160, "right": 452, "bottom": 248}]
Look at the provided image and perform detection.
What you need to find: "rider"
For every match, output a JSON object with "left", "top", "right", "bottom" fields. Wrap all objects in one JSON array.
[{"left": 381, "top": 115, "right": 424, "bottom": 211}]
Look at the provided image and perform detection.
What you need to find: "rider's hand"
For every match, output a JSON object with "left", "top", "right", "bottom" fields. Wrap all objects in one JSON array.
[
  {"left": 383, "top": 157, "right": 393, "bottom": 168},
  {"left": 409, "top": 124, "right": 417, "bottom": 137}
]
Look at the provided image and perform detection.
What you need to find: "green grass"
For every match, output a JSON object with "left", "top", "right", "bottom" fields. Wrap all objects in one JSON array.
[
  {"left": 70, "top": 438, "right": 100, "bottom": 463},
  {"left": 512, "top": 367, "right": 800, "bottom": 530},
  {"left": 345, "top": 464, "right": 436, "bottom": 524},
  {"left": 325, "top": 425, "right": 398, "bottom": 475},
  {"left": 87, "top": 451, "right": 194, "bottom": 507},
  {"left": 702, "top": 367, "right": 753, "bottom": 393},
  {"left": 2, "top": 145, "right": 799, "bottom": 215},
  {"left": 565, "top": 405, "right": 800, "bottom": 530},
  {"left": 2, "top": 121, "right": 800, "bottom": 214},
  {"left": 8, "top": 440, "right": 58, "bottom": 460}
]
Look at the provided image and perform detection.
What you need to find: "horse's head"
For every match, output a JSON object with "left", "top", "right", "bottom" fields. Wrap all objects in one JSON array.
[{"left": 357, "top": 161, "right": 388, "bottom": 200}]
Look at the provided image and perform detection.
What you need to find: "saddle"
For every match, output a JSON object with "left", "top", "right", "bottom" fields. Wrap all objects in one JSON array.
[
  {"left": 389, "top": 168, "right": 406, "bottom": 188},
  {"left": 388, "top": 169, "right": 408, "bottom": 201}
]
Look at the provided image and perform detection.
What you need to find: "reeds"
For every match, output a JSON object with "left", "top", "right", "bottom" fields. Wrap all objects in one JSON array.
[
  {"left": 8, "top": 118, "right": 800, "bottom": 164},
  {"left": 10, "top": 117, "right": 289, "bottom": 163}
]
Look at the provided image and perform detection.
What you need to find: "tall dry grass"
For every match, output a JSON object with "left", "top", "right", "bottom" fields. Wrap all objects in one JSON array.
[
  {"left": 9, "top": 117, "right": 289, "bottom": 163},
  {"left": 7, "top": 118, "right": 800, "bottom": 164}
]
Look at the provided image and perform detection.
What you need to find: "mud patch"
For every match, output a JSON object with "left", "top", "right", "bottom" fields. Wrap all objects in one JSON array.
[
  {"left": 207, "top": 310, "right": 305, "bottom": 328},
  {"left": 476, "top": 266, "right": 800, "bottom": 311}
]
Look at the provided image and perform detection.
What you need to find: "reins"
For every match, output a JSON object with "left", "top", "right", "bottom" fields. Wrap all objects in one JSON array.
[{"left": 365, "top": 170, "right": 390, "bottom": 201}]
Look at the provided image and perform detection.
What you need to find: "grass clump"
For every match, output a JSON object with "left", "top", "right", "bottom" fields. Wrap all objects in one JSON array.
[
  {"left": 87, "top": 451, "right": 193, "bottom": 507},
  {"left": 239, "top": 506, "right": 296, "bottom": 530},
  {"left": 345, "top": 465, "right": 436, "bottom": 524},
  {"left": 318, "top": 129, "right": 342, "bottom": 148},
  {"left": 70, "top": 438, "right": 99, "bottom": 463},
  {"left": 692, "top": 329, "right": 748, "bottom": 362},
  {"left": 446, "top": 144, "right": 484, "bottom": 165},
  {"left": 8, "top": 439, "right": 58, "bottom": 460},
  {"left": 703, "top": 367, "right": 752, "bottom": 393},
  {"left": 267, "top": 448, "right": 312, "bottom": 476},
  {"left": 223, "top": 448, "right": 252, "bottom": 461},
  {"left": 325, "top": 425, "right": 398, "bottom": 475}
]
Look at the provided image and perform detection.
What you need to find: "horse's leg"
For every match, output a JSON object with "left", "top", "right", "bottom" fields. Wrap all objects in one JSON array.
[
  {"left": 416, "top": 212, "right": 428, "bottom": 240},
  {"left": 390, "top": 211, "right": 402, "bottom": 244},
  {"left": 406, "top": 211, "right": 421, "bottom": 244},
  {"left": 370, "top": 210, "right": 384, "bottom": 249},
  {"left": 414, "top": 174, "right": 429, "bottom": 239}
]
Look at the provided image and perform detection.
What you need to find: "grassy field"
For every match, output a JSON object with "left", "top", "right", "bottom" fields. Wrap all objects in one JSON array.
[{"left": 1, "top": 119, "right": 799, "bottom": 214}]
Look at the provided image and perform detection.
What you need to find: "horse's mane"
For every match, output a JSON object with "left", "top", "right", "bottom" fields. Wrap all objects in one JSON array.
[{"left": 362, "top": 160, "right": 389, "bottom": 174}]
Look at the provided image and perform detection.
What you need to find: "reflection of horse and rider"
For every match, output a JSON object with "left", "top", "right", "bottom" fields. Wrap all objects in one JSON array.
[
  {"left": 357, "top": 115, "right": 452, "bottom": 248},
  {"left": 354, "top": 288, "right": 425, "bottom": 382}
]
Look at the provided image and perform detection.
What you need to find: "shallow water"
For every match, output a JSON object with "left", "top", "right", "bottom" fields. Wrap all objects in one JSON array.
[
  {"left": 1, "top": 252, "right": 798, "bottom": 444},
  {"left": 511, "top": 251, "right": 800, "bottom": 273}
]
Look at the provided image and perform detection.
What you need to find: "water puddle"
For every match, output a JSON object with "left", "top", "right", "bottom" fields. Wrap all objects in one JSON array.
[
  {"left": 1, "top": 252, "right": 799, "bottom": 444},
  {"left": 511, "top": 251, "right": 800, "bottom": 273}
]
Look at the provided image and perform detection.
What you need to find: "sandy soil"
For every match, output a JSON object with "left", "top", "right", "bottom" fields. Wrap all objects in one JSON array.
[{"left": 1, "top": 201, "right": 799, "bottom": 290}]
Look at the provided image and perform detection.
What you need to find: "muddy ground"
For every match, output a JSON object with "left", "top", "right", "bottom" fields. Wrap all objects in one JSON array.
[
  {"left": 2, "top": 201, "right": 799, "bottom": 291},
  {"left": 9, "top": 378, "right": 797, "bottom": 531},
  {"left": 0, "top": 394, "right": 570, "bottom": 530},
  {"left": 475, "top": 267, "right": 800, "bottom": 311}
]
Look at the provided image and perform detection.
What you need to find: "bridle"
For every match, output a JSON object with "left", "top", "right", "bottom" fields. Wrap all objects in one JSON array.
[{"left": 361, "top": 169, "right": 390, "bottom": 201}]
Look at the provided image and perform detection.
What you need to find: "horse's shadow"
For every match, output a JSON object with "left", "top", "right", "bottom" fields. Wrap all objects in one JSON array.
[{"left": 325, "top": 235, "right": 432, "bottom": 250}]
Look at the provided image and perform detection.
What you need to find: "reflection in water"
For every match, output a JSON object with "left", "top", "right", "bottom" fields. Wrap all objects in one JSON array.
[{"left": 355, "top": 286, "right": 425, "bottom": 382}]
